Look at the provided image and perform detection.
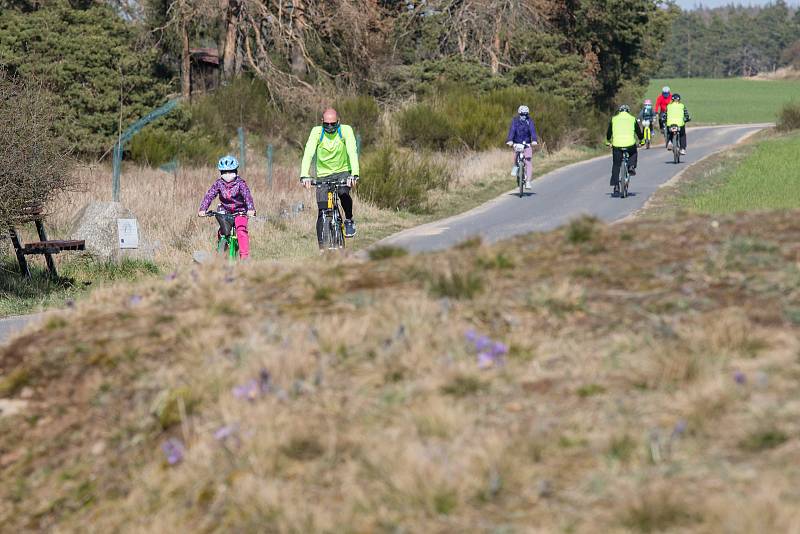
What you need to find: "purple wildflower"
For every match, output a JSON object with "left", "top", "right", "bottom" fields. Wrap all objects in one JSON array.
[
  {"left": 465, "top": 329, "right": 478, "bottom": 343},
  {"left": 477, "top": 352, "right": 494, "bottom": 369},
  {"left": 491, "top": 341, "right": 508, "bottom": 357},
  {"left": 673, "top": 419, "right": 688, "bottom": 437},
  {"left": 475, "top": 335, "right": 492, "bottom": 351},
  {"left": 232, "top": 379, "right": 260, "bottom": 401},
  {"left": 214, "top": 424, "right": 238, "bottom": 442},
  {"left": 165, "top": 271, "right": 178, "bottom": 281},
  {"left": 129, "top": 294, "right": 143, "bottom": 306},
  {"left": 734, "top": 371, "right": 747, "bottom": 385},
  {"left": 161, "top": 438, "right": 185, "bottom": 465}
]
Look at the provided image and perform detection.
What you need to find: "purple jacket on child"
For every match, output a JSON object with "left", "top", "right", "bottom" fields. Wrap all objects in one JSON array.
[
  {"left": 199, "top": 176, "right": 255, "bottom": 214},
  {"left": 506, "top": 116, "right": 538, "bottom": 144}
]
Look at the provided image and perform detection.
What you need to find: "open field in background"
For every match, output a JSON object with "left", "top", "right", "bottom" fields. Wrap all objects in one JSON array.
[
  {"left": 647, "top": 78, "right": 800, "bottom": 124},
  {"left": 0, "top": 146, "right": 599, "bottom": 317},
  {"left": 643, "top": 128, "right": 800, "bottom": 218},
  {"left": 2, "top": 209, "right": 800, "bottom": 531}
]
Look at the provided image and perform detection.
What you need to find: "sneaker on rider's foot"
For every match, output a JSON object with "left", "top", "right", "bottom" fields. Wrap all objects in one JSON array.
[
  {"left": 680, "top": 149, "right": 686, "bottom": 155},
  {"left": 344, "top": 219, "right": 356, "bottom": 238},
  {"left": 613, "top": 185, "right": 620, "bottom": 196},
  {"left": 524, "top": 179, "right": 532, "bottom": 190},
  {"left": 628, "top": 166, "right": 636, "bottom": 176}
]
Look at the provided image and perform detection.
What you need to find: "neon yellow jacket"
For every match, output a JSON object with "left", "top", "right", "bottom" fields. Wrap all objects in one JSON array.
[
  {"left": 606, "top": 112, "right": 643, "bottom": 148},
  {"left": 300, "top": 124, "right": 360, "bottom": 178},
  {"left": 666, "top": 102, "right": 686, "bottom": 127}
]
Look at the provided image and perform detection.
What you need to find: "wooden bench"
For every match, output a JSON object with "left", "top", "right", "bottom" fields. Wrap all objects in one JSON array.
[{"left": 6, "top": 206, "right": 85, "bottom": 278}]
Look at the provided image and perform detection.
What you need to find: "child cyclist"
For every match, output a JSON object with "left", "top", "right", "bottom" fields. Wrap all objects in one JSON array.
[{"left": 197, "top": 155, "right": 256, "bottom": 259}]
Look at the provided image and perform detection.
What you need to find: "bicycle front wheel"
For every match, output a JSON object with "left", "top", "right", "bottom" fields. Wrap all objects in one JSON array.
[{"left": 518, "top": 163, "right": 525, "bottom": 197}]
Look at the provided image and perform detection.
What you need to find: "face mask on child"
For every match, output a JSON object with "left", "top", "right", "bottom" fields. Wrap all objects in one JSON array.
[{"left": 221, "top": 172, "right": 237, "bottom": 183}]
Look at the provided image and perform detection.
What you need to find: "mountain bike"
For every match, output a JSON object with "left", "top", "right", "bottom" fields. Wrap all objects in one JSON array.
[
  {"left": 312, "top": 177, "right": 349, "bottom": 250},
  {"left": 619, "top": 149, "right": 632, "bottom": 199},
  {"left": 668, "top": 125, "right": 681, "bottom": 164},
  {"left": 512, "top": 142, "right": 531, "bottom": 198},
  {"left": 640, "top": 119, "right": 652, "bottom": 149},
  {"left": 205, "top": 210, "right": 245, "bottom": 260}
]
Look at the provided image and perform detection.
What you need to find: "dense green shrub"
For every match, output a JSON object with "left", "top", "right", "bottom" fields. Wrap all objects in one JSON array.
[
  {"left": 0, "top": 2, "right": 168, "bottom": 155},
  {"left": 334, "top": 95, "right": 381, "bottom": 149},
  {"left": 358, "top": 145, "right": 451, "bottom": 212},
  {"left": 398, "top": 104, "right": 451, "bottom": 150},
  {"left": 777, "top": 101, "right": 800, "bottom": 131},
  {"left": 398, "top": 87, "right": 575, "bottom": 152},
  {"left": 128, "top": 127, "right": 228, "bottom": 167}
]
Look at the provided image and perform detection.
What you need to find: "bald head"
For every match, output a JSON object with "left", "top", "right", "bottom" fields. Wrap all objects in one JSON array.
[{"left": 322, "top": 108, "right": 339, "bottom": 123}]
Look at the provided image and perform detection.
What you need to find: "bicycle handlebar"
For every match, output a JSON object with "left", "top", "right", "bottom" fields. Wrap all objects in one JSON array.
[
  {"left": 309, "top": 176, "right": 353, "bottom": 187},
  {"left": 204, "top": 210, "right": 248, "bottom": 217}
]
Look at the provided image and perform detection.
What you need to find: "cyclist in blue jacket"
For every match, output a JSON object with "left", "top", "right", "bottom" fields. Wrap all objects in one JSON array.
[{"left": 505, "top": 105, "right": 539, "bottom": 189}]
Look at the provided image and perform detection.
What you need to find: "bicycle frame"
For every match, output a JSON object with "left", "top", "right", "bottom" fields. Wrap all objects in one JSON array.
[
  {"left": 313, "top": 178, "right": 348, "bottom": 250},
  {"left": 208, "top": 211, "right": 243, "bottom": 260},
  {"left": 513, "top": 143, "right": 530, "bottom": 198}
]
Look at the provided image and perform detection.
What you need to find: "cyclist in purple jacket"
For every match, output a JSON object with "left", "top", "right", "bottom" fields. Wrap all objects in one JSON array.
[{"left": 505, "top": 105, "right": 539, "bottom": 189}]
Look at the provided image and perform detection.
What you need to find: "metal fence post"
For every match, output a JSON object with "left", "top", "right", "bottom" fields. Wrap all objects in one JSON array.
[
  {"left": 266, "top": 144, "right": 273, "bottom": 189},
  {"left": 112, "top": 139, "right": 123, "bottom": 202},
  {"left": 109, "top": 98, "right": 180, "bottom": 203},
  {"left": 238, "top": 127, "right": 246, "bottom": 173}
]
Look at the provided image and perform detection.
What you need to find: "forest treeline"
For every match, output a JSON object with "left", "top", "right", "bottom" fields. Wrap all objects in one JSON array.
[
  {"left": 0, "top": 0, "right": 665, "bottom": 158},
  {"left": 659, "top": 0, "right": 800, "bottom": 78}
]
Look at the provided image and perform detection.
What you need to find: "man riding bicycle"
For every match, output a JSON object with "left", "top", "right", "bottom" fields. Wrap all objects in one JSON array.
[
  {"left": 655, "top": 85, "right": 671, "bottom": 134},
  {"left": 300, "top": 108, "right": 360, "bottom": 245},
  {"left": 505, "top": 105, "right": 538, "bottom": 189},
  {"left": 666, "top": 94, "right": 691, "bottom": 155},
  {"left": 606, "top": 104, "right": 644, "bottom": 196}
]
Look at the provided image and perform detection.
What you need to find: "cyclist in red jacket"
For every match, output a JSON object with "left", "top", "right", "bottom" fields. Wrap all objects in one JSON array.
[{"left": 655, "top": 86, "right": 671, "bottom": 136}]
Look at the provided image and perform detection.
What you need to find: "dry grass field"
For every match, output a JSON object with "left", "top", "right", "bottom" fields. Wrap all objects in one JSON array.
[{"left": 2, "top": 209, "right": 799, "bottom": 532}]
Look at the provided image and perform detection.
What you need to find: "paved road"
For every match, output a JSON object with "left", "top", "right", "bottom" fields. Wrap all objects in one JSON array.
[
  {"left": 0, "top": 314, "right": 42, "bottom": 346},
  {"left": 378, "top": 124, "right": 769, "bottom": 253}
]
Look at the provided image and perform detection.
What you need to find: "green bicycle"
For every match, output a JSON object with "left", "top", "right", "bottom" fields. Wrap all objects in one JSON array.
[{"left": 205, "top": 210, "right": 244, "bottom": 260}]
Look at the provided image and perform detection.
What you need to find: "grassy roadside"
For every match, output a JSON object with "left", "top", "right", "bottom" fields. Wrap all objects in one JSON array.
[
  {"left": 0, "top": 256, "right": 160, "bottom": 317},
  {"left": 0, "top": 146, "right": 601, "bottom": 318},
  {"left": 647, "top": 78, "right": 800, "bottom": 125},
  {"left": 2, "top": 209, "right": 799, "bottom": 531},
  {"left": 641, "top": 128, "right": 800, "bottom": 218}
]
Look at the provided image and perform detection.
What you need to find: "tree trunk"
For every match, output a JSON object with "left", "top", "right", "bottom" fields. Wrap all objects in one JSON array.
[
  {"left": 290, "top": 0, "right": 307, "bottom": 77},
  {"left": 220, "top": 0, "right": 239, "bottom": 81},
  {"left": 181, "top": 17, "right": 191, "bottom": 100}
]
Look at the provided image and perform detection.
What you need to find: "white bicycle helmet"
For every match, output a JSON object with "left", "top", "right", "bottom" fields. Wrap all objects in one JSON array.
[
  {"left": 517, "top": 105, "right": 530, "bottom": 115},
  {"left": 662, "top": 85, "right": 670, "bottom": 94}
]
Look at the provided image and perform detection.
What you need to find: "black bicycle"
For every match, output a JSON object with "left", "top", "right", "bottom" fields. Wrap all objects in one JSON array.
[
  {"left": 512, "top": 142, "right": 531, "bottom": 197},
  {"left": 668, "top": 125, "right": 681, "bottom": 164},
  {"left": 312, "top": 177, "right": 349, "bottom": 250},
  {"left": 619, "top": 149, "right": 632, "bottom": 198}
]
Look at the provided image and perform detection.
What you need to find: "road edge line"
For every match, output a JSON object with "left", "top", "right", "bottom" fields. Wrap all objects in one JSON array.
[{"left": 614, "top": 125, "right": 772, "bottom": 224}]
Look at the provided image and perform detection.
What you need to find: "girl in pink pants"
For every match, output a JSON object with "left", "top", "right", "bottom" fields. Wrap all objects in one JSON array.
[{"left": 198, "top": 155, "right": 256, "bottom": 259}]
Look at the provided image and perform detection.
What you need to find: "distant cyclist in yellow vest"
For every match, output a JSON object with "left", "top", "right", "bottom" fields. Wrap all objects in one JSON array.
[
  {"left": 665, "top": 93, "right": 691, "bottom": 155},
  {"left": 605, "top": 104, "right": 644, "bottom": 196}
]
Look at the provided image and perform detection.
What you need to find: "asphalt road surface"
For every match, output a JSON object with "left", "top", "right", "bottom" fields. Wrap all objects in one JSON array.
[
  {"left": 377, "top": 124, "right": 769, "bottom": 253},
  {"left": 0, "top": 314, "right": 41, "bottom": 346}
]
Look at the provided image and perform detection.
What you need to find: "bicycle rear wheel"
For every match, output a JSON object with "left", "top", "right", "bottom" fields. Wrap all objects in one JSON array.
[
  {"left": 673, "top": 135, "right": 680, "bottom": 164},
  {"left": 620, "top": 166, "right": 629, "bottom": 199}
]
